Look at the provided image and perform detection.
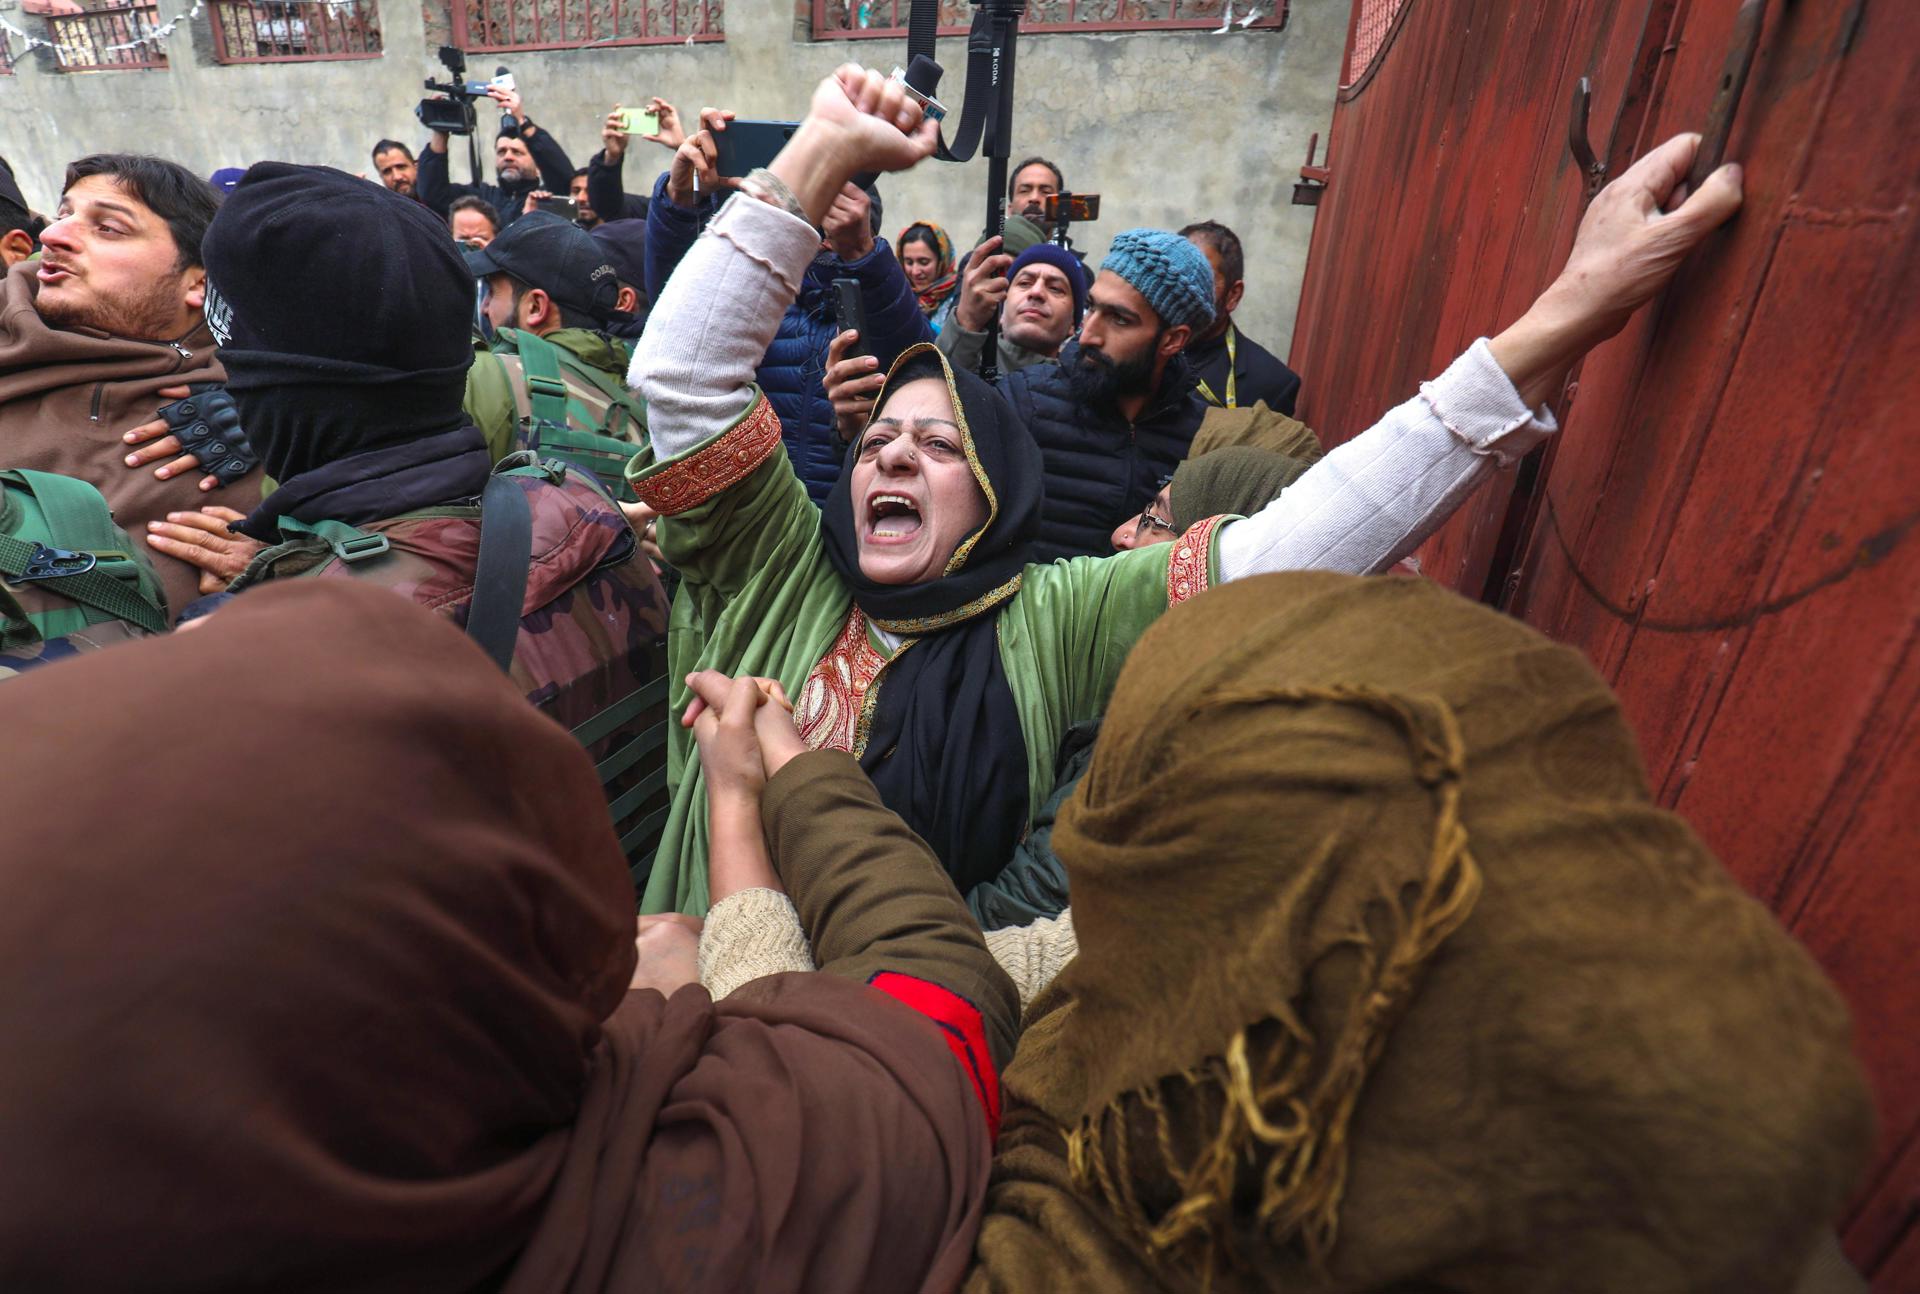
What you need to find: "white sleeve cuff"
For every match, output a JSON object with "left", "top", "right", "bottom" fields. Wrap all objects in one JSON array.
[
  {"left": 1418, "top": 337, "right": 1559, "bottom": 464},
  {"left": 706, "top": 191, "right": 827, "bottom": 302}
]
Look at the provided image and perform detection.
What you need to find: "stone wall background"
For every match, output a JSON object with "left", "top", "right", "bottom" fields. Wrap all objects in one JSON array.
[{"left": 0, "top": 0, "right": 1344, "bottom": 359}]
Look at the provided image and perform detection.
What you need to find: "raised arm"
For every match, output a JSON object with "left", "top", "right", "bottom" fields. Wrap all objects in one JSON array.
[
  {"left": 1216, "top": 132, "right": 1744, "bottom": 581},
  {"left": 628, "top": 67, "right": 939, "bottom": 463},
  {"left": 414, "top": 140, "right": 461, "bottom": 216},
  {"left": 524, "top": 122, "right": 575, "bottom": 196}
]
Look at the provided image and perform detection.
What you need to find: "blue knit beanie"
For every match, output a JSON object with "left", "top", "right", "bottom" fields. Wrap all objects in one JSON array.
[
  {"left": 1100, "top": 228, "right": 1216, "bottom": 331},
  {"left": 1008, "top": 243, "right": 1089, "bottom": 323}
]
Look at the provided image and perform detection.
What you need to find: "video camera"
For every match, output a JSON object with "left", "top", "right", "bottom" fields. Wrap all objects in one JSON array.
[{"left": 417, "top": 45, "right": 515, "bottom": 138}]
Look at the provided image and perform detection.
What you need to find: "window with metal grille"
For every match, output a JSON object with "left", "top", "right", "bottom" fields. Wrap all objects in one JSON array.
[
  {"left": 209, "top": 0, "right": 381, "bottom": 62},
  {"left": 813, "top": 0, "right": 1284, "bottom": 40},
  {"left": 44, "top": 2, "right": 169, "bottom": 70},
  {"left": 1342, "top": 0, "right": 1405, "bottom": 86},
  {"left": 450, "top": 0, "right": 720, "bottom": 52}
]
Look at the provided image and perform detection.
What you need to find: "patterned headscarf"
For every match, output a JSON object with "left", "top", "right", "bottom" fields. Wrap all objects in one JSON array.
[{"left": 898, "top": 220, "right": 958, "bottom": 318}]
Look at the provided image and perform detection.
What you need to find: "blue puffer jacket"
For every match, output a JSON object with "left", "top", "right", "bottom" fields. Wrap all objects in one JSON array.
[
  {"left": 644, "top": 173, "right": 933, "bottom": 502},
  {"left": 1001, "top": 342, "right": 1210, "bottom": 563}
]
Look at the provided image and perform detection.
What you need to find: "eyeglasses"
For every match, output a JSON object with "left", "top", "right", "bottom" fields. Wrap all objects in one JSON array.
[{"left": 1134, "top": 507, "right": 1177, "bottom": 538}]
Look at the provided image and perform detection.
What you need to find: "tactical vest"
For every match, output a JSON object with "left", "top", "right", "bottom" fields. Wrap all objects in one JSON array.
[
  {"left": 470, "top": 329, "right": 649, "bottom": 504},
  {"left": 0, "top": 469, "right": 170, "bottom": 664},
  {"left": 237, "top": 456, "right": 672, "bottom": 881}
]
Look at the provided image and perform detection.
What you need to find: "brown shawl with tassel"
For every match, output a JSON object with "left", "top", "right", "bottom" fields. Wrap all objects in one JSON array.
[{"left": 966, "top": 571, "right": 1873, "bottom": 1293}]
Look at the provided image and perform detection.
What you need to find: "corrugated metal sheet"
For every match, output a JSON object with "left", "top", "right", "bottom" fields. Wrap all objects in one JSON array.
[{"left": 1290, "top": 0, "right": 1919, "bottom": 1278}]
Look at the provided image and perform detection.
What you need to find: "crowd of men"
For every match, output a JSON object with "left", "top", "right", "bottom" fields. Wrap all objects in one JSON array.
[
  {"left": 0, "top": 61, "right": 1874, "bottom": 1294},
  {"left": 0, "top": 76, "right": 1307, "bottom": 668}
]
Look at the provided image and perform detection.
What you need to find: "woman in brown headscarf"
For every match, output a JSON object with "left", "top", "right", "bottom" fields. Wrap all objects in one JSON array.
[
  {"left": 702, "top": 568, "right": 1876, "bottom": 1291},
  {"left": 962, "top": 571, "right": 1875, "bottom": 1292},
  {"left": 0, "top": 579, "right": 1010, "bottom": 1293}
]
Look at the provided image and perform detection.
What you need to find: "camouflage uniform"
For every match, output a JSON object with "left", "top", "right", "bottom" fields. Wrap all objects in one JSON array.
[
  {"left": 231, "top": 459, "right": 669, "bottom": 757},
  {"left": 0, "top": 620, "right": 148, "bottom": 680},
  {"left": 464, "top": 327, "right": 647, "bottom": 474}
]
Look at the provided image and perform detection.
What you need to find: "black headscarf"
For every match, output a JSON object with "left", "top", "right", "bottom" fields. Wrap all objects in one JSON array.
[
  {"left": 200, "top": 163, "right": 489, "bottom": 539},
  {"left": 820, "top": 343, "right": 1042, "bottom": 895}
]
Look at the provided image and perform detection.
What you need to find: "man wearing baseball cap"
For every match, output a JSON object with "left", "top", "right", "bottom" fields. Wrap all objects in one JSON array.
[
  {"left": 462, "top": 210, "right": 648, "bottom": 478},
  {"left": 1005, "top": 229, "right": 1219, "bottom": 561}
]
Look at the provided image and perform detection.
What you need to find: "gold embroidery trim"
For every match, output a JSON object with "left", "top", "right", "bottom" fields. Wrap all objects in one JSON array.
[
  {"left": 852, "top": 633, "right": 915, "bottom": 759},
  {"left": 1166, "top": 515, "right": 1224, "bottom": 608},
  {"left": 630, "top": 395, "right": 783, "bottom": 516},
  {"left": 870, "top": 572, "right": 1023, "bottom": 636}
]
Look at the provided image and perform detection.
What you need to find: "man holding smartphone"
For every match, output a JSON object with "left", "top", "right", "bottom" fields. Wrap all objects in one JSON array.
[{"left": 585, "top": 99, "right": 678, "bottom": 226}]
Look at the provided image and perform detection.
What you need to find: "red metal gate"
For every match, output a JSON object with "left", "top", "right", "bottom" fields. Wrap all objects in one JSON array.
[{"left": 1290, "top": 0, "right": 1919, "bottom": 1279}]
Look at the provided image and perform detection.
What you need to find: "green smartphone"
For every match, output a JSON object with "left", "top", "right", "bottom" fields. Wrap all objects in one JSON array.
[{"left": 618, "top": 107, "right": 660, "bottom": 135}]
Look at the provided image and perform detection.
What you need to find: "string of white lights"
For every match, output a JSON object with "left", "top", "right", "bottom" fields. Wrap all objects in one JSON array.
[{"left": 1, "top": 0, "right": 202, "bottom": 57}]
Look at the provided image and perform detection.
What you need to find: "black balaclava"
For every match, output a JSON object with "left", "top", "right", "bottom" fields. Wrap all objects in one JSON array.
[{"left": 201, "top": 163, "right": 480, "bottom": 498}]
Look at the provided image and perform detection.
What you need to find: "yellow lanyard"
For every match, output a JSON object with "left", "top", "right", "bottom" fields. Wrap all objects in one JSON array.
[{"left": 1194, "top": 324, "right": 1238, "bottom": 409}]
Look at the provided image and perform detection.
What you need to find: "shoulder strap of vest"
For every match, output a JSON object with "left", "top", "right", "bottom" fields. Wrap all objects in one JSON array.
[
  {"left": 0, "top": 470, "right": 169, "bottom": 636},
  {"left": 465, "top": 461, "right": 535, "bottom": 674},
  {"left": 513, "top": 329, "right": 577, "bottom": 430},
  {"left": 523, "top": 330, "right": 648, "bottom": 439},
  {"left": 3, "top": 469, "right": 123, "bottom": 552},
  {"left": 565, "top": 344, "right": 647, "bottom": 439},
  {"left": 273, "top": 515, "right": 392, "bottom": 564}
]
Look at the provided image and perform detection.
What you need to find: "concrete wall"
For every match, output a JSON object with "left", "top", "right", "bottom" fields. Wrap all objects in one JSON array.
[{"left": 0, "top": 0, "right": 1345, "bottom": 359}]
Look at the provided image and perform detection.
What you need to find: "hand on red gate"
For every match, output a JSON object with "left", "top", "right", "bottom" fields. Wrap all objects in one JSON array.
[{"left": 1491, "top": 131, "right": 1743, "bottom": 407}]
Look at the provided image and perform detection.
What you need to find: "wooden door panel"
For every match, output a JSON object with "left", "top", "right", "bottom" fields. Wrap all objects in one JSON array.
[
  {"left": 1502, "top": 0, "right": 1919, "bottom": 1270},
  {"left": 1292, "top": 0, "right": 1919, "bottom": 1275}
]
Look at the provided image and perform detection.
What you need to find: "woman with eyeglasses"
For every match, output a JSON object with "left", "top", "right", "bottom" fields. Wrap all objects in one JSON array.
[
  {"left": 1109, "top": 445, "right": 1313, "bottom": 552},
  {"left": 625, "top": 65, "right": 1746, "bottom": 920}
]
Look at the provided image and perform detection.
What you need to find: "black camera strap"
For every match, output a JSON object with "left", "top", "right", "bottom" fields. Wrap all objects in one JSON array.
[{"left": 906, "top": 0, "right": 1025, "bottom": 380}]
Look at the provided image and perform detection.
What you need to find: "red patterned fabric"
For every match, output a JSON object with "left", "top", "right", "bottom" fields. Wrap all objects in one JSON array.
[
  {"left": 795, "top": 607, "right": 886, "bottom": 755},
  {"left": 1167, "top": 514, "right": 1225, "bottom": 607},
  {"left": 869, "top": 971, "right": 1002, "bottom": 1141},
  {"left": 632, "top": 397, "right": 784, "bottom": 516}
]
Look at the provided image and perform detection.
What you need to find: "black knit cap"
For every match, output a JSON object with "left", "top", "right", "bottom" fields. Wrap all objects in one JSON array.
[
  {"left": 464, "top": 209, "right": 621, "bottom": 327},
  {"left": 200, "top": 162, "right": 477, "bottom": 485},
  {"left": 0, "top": 154, "right": 33, "bottom": 235}
]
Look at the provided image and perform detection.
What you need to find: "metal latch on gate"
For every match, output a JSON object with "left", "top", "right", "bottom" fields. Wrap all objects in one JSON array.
[
  {"left": 1293, "top": 132, "right": 1330, "bottom": 206},
  {"left": 1568, "top": 78, "right": 1608, "bottom": 198}
]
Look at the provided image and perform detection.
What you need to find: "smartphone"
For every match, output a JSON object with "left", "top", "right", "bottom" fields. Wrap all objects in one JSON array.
[
  {"left": 833, "top": 278, "right": 869, "bottom": 358},
  {"left": 618, "top": 106, "right": 659, "bottom": 135},
  {"left": 1043, "top": 193, "right": 1101, "bottom": 223},
  {"left": 714, "top": 119, "right": 801, "bottom": 179},
  {"left": 535, "top": 196, "right": 579, "bottom": 218}
]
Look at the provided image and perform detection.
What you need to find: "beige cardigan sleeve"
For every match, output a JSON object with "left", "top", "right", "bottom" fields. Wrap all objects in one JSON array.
[
  {"left": 698, "top": 888, "right": 815, "bottom": 1000},
  {"left": 700, "top": 884, "right": 1079, "bottom": 1016}
]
